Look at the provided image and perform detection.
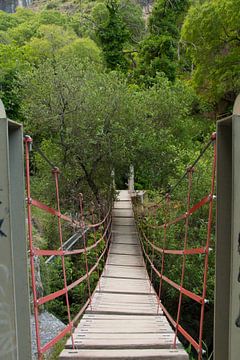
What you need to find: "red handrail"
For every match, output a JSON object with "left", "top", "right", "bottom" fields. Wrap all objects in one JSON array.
[
  {"left": 24, "top": 136, "right": 112, "bottom": 359},
  {"left": 135, "top": 133, "right": 216, "bottom": 359}
]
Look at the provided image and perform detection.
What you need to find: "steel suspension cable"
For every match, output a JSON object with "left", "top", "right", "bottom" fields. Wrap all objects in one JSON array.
[
  {"left": 198, "top": 137, "right": 217, "bottom": 359},
  {"left": 79, "top": 193, "right": 92, "bottom": 311},
  {"left": 52, "top": 167, "right": 75, "bottom": 349},
  {"left": 174, "top": 167, "right": 193, "bottom": 347}
]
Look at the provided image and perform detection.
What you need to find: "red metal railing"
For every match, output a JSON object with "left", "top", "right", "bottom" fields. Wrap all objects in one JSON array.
[
  {"left": 24, "top": 136, "right": 112, "bottom": 359},
  {"left": 134, "top": 133, "right": 216, "bottom": 359}
]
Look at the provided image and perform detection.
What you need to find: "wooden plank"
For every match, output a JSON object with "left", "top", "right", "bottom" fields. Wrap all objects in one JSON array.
[
  {"left": 113, "top": 233, "right": 137, "bottom": 239},
  {"left": 98, "top": 280, "right": 153, "bottom": 294},
  {"left": 74, "top": 325, "right": 172, "bottom": 334},
  {"left": 112, "top": 226, "right": 137, "bottom": 234},
  {"left": 109, "top": 248, "right": 141, "bottom": 256},
  {"left": 113, "top": 240, "right": 139, "bottom": 245},
  {"left": 77, "top": 324, "right": 170, "bottom": 333},
  {"left": 86, "top": 305, "right": 160, "bottom": 316},
  {"left": 112, "top": 232, "right": 137, "bottom": 237},
  {"left": 59, "top": 190, "right": 188, "bottom": 360},
  {"left": 68, "top": 333, "right": 176, "bottom": 339},
  {"left": 116, "top": 190, "right": 131, "bottom": 201},
  {"left": 99, "top": 277, "right": 152, "bottom": 288},
  {"left": 85, "top": 309, "right": 159, "bottom": 316},
  {"left": 89, "top": 302, "right": 158, "bottom": 310},
  {"left": 112, "top": 218, "right": 135, "bottom": 226},
  {"left": 59, "top": 348, "right": 189, "bottom": 359},
  {"left": 86, "top": 300, "right": 160, "bottom": 315},
  {"left": 79, "top": 316, "right": 169, "bottom": 326},
  {"left": 91, "top": 293, "right": 158, "bottom": 303},
  {"left": 65, "top": 336, "right": 181, "bottom": 349},
  {"left": 107, "top": 254, "right": 143, "bottom": 267},
  {"left": 82, "top": 314, "right": 163, "bottom": 320},
  {"left": 112, "top": 209, "right": 133, "bottom": 217},
  {"left": 88, "top": 303, "right": 158, "bottom": 310},
  {"left": 114, "top": 201, "right": 132, "bottom": 209},
  {"left": 102, "top": 265, "right": 147, "bottom": 279}
]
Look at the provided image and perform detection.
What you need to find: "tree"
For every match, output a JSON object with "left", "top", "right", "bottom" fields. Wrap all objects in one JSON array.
[
  {"left": 181, "top": 0, "right": 240, "bottom": 108},
  {"left": 131, "top": 75, "right": 210, "bottom": 189},
  {"left": 0, "top": 9, "right": 102, "bottom": 117},
  {"left": 136, "top": 0, "right": 190, "bottom": 83},
  {"left": 96, "top": 0, "right": 130, "bottom": 70},
  {"left": 18, "top": 56, "right": 137, "bottom": 205}
]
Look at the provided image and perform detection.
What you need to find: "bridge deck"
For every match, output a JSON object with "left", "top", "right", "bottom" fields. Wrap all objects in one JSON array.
[{"left": 59, "top": 190, "right": 188, "bottom": 359}]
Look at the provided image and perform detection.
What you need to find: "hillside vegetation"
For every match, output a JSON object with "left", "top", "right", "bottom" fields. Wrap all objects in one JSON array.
[{"left": 0, "top": 0, "right": 239, "bottom": 358}]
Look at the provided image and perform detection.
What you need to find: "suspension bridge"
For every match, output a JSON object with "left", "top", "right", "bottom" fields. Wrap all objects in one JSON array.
[
  {"left": 59, "top": 190, "right": 188, "bottom": 359},
  {"left": 1, "top": 96, "right": 240, "bottom": 360}
]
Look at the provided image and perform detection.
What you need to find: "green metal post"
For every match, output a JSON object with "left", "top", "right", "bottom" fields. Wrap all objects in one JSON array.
[{"left": 0, "top": 100, "right": 32, "bottom": 359}]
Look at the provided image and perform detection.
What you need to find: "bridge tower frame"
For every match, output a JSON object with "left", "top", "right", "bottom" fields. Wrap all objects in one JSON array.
[
  {"left": 0, "top": 100, "right": 32, "bottom": 359},
  {"left": 215, "top": 94, "right": 240, "bottom": 360}
]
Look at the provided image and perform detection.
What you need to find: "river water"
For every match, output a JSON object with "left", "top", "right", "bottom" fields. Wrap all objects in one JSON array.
[{"left": 0, "top": 0, "right": 32, "bottom": 13}]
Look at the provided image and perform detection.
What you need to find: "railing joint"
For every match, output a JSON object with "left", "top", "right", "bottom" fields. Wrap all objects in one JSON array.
[{"left": 26, "top": 196, "right": 32, "bottom": 204}]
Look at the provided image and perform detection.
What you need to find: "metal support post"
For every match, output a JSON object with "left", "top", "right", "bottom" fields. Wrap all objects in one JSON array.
[
  {"left": 215, "top": 94, "right": 240, "bottom": 360},
  {"left": 0, "top": 100, "right": 32, "bottom": 359}
]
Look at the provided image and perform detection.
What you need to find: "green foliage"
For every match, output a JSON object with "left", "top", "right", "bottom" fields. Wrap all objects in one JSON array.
[
  {"left": 17, "top": 56, "right": 137, "bottom": 204},
  {"left": 134, "top": 137, "right": 216, "bottom": 357},
  {"left": 60, "top": 37, "right": 102, "bottom": 63},
  {"left": 97, "top": 0, "right": 130, "bottom": 69},
  {"left": 0, "top": 3, "right": 221, "bottom": 357},
  {"left": 0, "top": 8, "right": 102, "bottom": 117},
  {"left": 132, "top": 77, "right": 212, "bottom": 189},
  {"left": 138, "top": 34, "right": 176, "bottom": 82},
  {"left": 181, "top": 0, "right": 240, "bottom": 106},
  {"left": 0, "top": 10, "right": 19, "bottom": 31},
  {"left": 148, "top": 0, "right": 189, "bottom": 36},
  {"left": 136, "top": 0, "right": 190, "bottom": 83}
]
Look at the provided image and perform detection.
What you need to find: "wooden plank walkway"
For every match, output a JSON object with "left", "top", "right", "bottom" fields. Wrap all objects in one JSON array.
[{"left": 59, "top": 190, "right": 189, "bottom": 359}]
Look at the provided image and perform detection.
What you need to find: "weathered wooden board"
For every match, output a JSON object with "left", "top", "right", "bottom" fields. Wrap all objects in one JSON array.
[
  {"left": 82, "top": 314, "right": 163, "bottom": 320},
  {"left": 102, "top": 265, "right": 147, "bottom": 278},
  {"left": 112, "top": 226, "right": 137, "bottom": 234},
  {"left": 116, "top": 190, "right": 131, "bottom": 201},
  {"left": 65, "top": 334, "right": 181, "bottom": 349},
  {"left": 112, "top": 209, "right": 133, "bottom": 217},
  {"left": 90, "top": 292, "right": 159, "bottom": 304},
  {"left": 112, "top": 233, "right": 140, "bottom": 246},
  {"left": 113, "top": 201, "right": 132, "bottom": 209},
  {"left": 59, "top": 348, "right": 189, "bottom": 359},
  {"left": 70, "top": 332, "right": 173, "bottom": 338},
  {"left": 108, "top": 244, "right": 141, "bottom": 255},
  {"left": 112, "top": 217, "right": 136, "bottom": 226},
  {"left": 107, "top": 254, "right": 144, "bottom": 267},
  {"left": 98, "top": 277, "right": 154, "bottom": 294}
]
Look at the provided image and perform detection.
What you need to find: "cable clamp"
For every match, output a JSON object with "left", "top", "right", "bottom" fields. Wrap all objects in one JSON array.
[
  {"left": 24, "top": 135, "right": 33, "bottom": 151},
  {"left": 211, "top": 132, "right": 216, "bottom": 141},
  {"left": 26, "top": 197, "right": 32, "bottom": 204},
  {"left": 52, "top": 166, "right": 60, "bottom": 174},
  {"left": 187, "top": 166, "right": 195, "bottom": 173}
]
